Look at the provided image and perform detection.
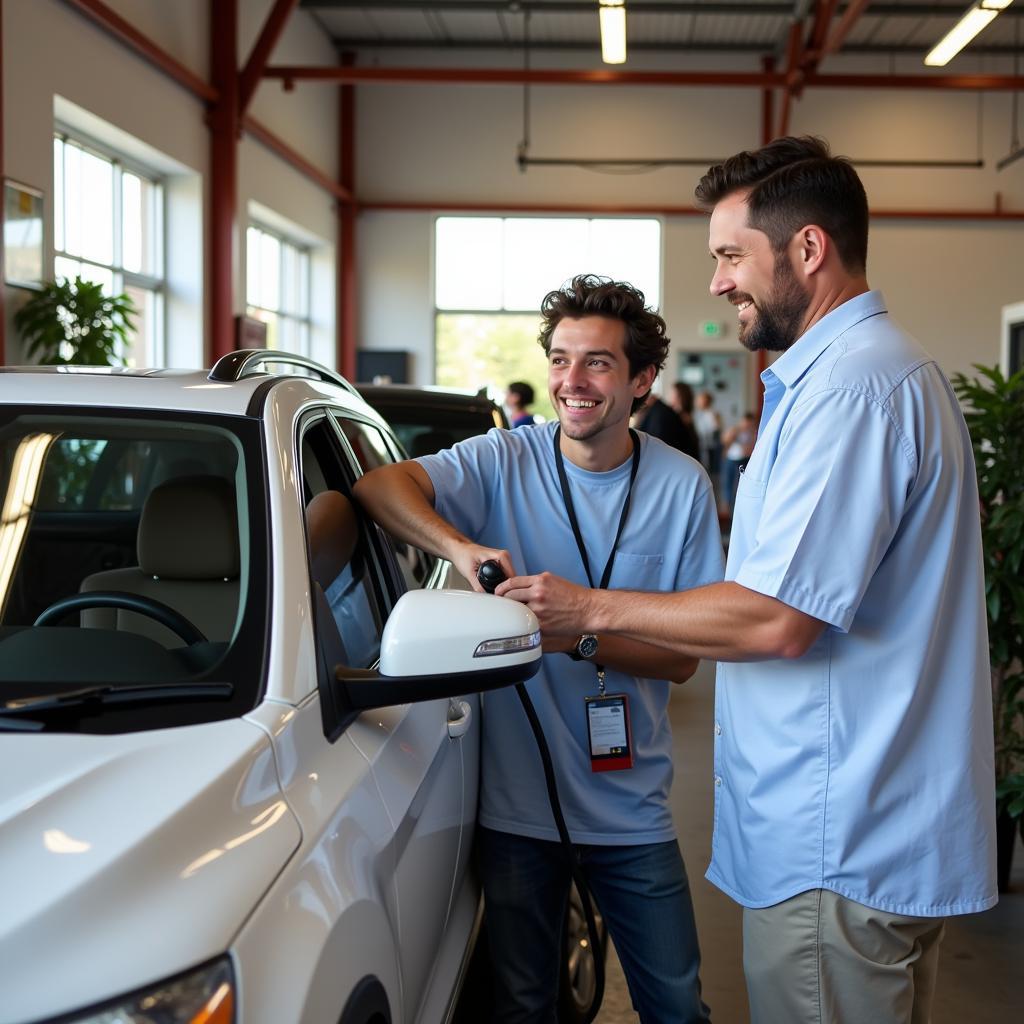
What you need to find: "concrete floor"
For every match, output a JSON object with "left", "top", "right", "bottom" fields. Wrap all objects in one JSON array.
[{"left": 594, "top": 661, "right": 1024, "bottom": 1023}]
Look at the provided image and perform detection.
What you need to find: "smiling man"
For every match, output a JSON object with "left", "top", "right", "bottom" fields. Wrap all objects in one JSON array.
[
  {"left": 354, "top": 274, "right": 722, "bottom": 1023},
  {"left": 497, "top": 139, "right": 997, "bottom": 1024}
]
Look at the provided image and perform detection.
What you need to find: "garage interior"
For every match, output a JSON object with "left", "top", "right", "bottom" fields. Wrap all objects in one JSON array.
[{"left": 1, "top": 1, "right": 1022, "bottom": 1021}]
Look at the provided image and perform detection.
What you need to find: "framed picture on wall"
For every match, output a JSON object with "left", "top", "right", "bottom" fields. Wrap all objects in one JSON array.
[{"left": 4, "top": 180, "right": 44, "bottom": 289}]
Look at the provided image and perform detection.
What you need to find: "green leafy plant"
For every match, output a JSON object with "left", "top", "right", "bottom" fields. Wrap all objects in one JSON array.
[
  {"left": 14, "top": 276, "right": 137, "bottom": 366},
  {"left": 951, "top": 364, "right": 1024, "bottom": 817}
]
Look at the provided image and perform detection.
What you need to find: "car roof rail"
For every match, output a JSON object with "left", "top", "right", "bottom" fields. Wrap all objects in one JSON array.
[{"left": 209, "top": 349, "right": 360, "bottom": 397}]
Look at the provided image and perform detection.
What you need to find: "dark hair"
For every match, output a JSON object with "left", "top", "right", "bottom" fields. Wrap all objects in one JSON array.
[
  {"left": 671, "top": 381, "right": 695, "bottom": 416},
  {"left": 695, "top": 136, "right": 868, "bottom": 274},
  {"left": 507, "top": 380, "right": 534, "bottom": 406},
  {"left": 538, "top": 274, "right": 669, "bottom": 413}
]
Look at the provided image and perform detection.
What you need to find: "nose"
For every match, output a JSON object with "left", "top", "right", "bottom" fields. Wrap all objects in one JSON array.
[
  {"left": 710, "top": 262, "right": 733, "bottom": 297},
  {"left": 564, "top": 360, "right": 588, "bottom": 389}
]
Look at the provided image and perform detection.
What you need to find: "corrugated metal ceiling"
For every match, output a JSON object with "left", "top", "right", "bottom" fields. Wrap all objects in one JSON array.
[{"left": 299, "top": 1, "right": 1024, "bottom": 58}]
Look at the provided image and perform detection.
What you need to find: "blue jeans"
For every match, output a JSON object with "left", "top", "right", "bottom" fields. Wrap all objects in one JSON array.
[{"left": 478, "top": 826, "right": 711, "bottom": 1024}]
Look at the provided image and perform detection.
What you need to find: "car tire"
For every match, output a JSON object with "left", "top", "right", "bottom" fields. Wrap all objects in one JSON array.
[{"left": 557, "top": 881, "right": 607, "bottom": 1024}]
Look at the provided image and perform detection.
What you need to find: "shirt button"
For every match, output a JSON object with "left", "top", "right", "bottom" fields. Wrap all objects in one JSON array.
[
  {"left": 714, "top": 722, "right": 722, "bottom": 736},
  {"left": 714, "top": 775, "right": 722, "bottom": 787}
]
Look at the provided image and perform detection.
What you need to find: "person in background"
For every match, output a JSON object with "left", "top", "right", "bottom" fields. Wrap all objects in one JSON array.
[
  {"left": 693, "top": 389, "right": 723, "bottom": 478},
  {"left": 355, "top": 274, "right": 721, "bottom": 1024},
  {"left": 719, "top": 410, "right": 756, "bottom": 514},
  {"left": 506, "top": 380, "right": 538, "bottom": 427},
  {"left": 636, "top": 386, "right": 700, "bottom": 460}
]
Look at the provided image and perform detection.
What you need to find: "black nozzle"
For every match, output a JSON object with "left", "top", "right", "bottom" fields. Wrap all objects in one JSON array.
[{"left": 477, "top": 560, "right": 507, "bottom": 594}]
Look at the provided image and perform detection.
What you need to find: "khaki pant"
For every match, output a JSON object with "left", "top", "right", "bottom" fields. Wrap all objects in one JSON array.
[{"left": 742, "top": 889, "right": 945, "bottom": 1024}]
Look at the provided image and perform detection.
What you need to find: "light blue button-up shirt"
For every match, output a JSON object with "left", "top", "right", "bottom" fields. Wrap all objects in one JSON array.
[{"left": 707, "top": 290, "right": 997, "bottom": 916}]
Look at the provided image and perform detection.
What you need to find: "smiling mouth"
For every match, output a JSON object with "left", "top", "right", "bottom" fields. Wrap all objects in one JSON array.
[
  {"left": 735, "top": 300, "right": 753, "bottom": 313},
  {"left": 562, "top": 397, "right": 598, "bottom": 409}
]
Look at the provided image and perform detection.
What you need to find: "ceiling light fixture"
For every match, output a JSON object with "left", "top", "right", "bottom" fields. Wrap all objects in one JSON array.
[
  {"left": 924, "top": 0, "right": 1015, "bottom": 67},
  {"left": 599, "top": 1, "right": 627, "bottom": 65}
]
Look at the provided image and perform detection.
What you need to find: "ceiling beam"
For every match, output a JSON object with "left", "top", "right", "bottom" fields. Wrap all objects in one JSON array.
[
  {"left": 262, "top": 64, "right": 1024, "bottom": 91},
  {"left": 239, "top": 0, "right": 300, "bottom": 116},
  {"left": 824, "top": 0, "right": 873, "bottom": 56}
]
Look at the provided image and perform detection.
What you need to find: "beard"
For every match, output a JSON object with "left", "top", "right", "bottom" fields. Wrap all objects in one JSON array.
[{"left": 738, "top": 255, "right": 810, "bottom": 353}]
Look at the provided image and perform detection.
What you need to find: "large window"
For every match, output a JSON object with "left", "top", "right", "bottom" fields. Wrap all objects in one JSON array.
[
  {"left": 246, "top": 224, "right": 312, "bottom": 355},
  {"left": 434, "top": 217, "right": 661, "bottom": 419},
  {"left": 53, "top": 133, "right": 165, "bottom": 367}
]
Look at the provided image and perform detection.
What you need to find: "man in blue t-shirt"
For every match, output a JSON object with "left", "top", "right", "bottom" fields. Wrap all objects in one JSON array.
[{"left": 354, "top": 274, "right": 723, "bottom": 1024}]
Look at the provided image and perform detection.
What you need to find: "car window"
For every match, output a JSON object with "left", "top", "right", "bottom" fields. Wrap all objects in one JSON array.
[
  {"left": 300, "top": 419, "right": 383, "bottom": 670},
  {"left": 0, "top": 409, "right": 268, "bottom": 732},
  {"left": 334, "top": 415, "right": 437, "bottom": 589}
]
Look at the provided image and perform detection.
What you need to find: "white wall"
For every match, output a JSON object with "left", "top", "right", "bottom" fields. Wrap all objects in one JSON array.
[
  {"left": 3, "top": 0, "right": 340, "bottom": 365},
  {"left": 355, "top": 47, "right": 1024, "bottom": 393}
]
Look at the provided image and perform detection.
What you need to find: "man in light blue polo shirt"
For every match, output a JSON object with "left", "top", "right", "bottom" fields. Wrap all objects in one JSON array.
[{"left": 497, "top": 137, "right": 997, "bottom": 1023}]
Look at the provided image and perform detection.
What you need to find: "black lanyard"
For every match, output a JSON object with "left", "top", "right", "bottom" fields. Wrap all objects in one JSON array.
[{"left": 552, "top": 426, "right": 641, "bottom": 591}]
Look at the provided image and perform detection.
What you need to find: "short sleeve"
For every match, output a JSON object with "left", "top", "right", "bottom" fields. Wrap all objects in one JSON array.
[
  {"left": 414, "top": 429, "right": 503, "bottom": 539},
  {"left": 734, "top": 387, "right": 915, "bottom": 631},
  {"left": 679, "top": 482, "right": 726, "bottom": 592}
]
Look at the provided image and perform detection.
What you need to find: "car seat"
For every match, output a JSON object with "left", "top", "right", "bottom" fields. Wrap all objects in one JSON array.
[{"left": 79, "top": 475, "right": 240, "bottom": 647}]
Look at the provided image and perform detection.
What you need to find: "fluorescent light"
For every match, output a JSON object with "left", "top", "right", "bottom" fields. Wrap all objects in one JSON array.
[
  {"left": 599, "top": 1, "right": 627, "bottom": 65},
  {"left": 924, "top": 0, "right": 1015, "bottom": 67}
]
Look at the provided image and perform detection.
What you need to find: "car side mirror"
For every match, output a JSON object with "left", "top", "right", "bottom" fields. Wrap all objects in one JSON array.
[{"left": 336, "top": 590, "right": 541, "bottom": 710}]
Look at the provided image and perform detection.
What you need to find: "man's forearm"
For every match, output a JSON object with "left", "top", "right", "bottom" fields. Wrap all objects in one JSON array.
[
  {"left": 587, "top": 582, "right": 824, "bottom": 662},
  {"left": 352, "top": 463, "right": 467, "bottom": 561},
  {"left": 590, "top": 634, "right": 699, "bottom": 684}
]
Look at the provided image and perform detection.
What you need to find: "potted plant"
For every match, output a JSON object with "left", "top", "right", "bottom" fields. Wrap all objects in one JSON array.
[
  {"left": 14, "top": 275, "right": 137, "bottom": 366},
  {"left": 952, "top": 364, "right": 1024, "bottom": 891}
]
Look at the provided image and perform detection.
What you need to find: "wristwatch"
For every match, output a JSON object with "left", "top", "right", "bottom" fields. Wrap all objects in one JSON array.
[{"left": 568, "top": 633, "right": 599, "bottom": 661}]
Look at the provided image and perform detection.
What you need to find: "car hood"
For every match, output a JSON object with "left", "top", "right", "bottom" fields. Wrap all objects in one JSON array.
[{"left": 0, "top": 717, "right": 301, "bottom": 1024}]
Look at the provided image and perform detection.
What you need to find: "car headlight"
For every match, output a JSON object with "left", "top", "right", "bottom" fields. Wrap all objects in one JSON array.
[{"left": 64, "top": 957, "right": 234, "bottom": 1024}]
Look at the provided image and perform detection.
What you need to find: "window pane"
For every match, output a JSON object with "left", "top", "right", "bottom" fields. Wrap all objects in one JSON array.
[
  {"left": 259, "top": 232, "right": 281, "bottom": 312},
  {"left": 246, "top": 227, "right": 262, "bottom": 306},
  {"left": 589, "top": 219, "right": 662, "bottom": 309},
  {"left": 121, "top": 172, "right": 150, "bottom": 274},
  {"left": 54, "top": 255, "right": 82, "bottom": 284},
  {"left": 74, "top": 148, "right": 115, "bottom": 265},
  {"left": 281, "top": 242, "right": 300, "bottom": 316},
  {"left": 502, "top": 219, "right": 589, "bottom": 311},
  {"left": 54, "top": 138, "right": 65, "bottom": 253},
  {"left": 123, "top": 284, "right": 156, "bottom": 368},
  {"left": 435, "top": 217, "right": 503, "bottom": 310},
  {"left": 435, "top": 313, "right": 552, "bottom": 421},
  {"left": 250, "top": 308, "right": 279, "bottom": 349}
]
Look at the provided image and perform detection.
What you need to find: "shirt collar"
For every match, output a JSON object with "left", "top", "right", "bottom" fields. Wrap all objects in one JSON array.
[{"left": 763, "top": 290, "right": 887, "bottom": 389}]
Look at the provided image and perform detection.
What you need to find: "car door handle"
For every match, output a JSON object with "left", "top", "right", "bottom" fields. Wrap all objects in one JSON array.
[{"left": 447, "top": 699, "right": 472, "bottom": 739}]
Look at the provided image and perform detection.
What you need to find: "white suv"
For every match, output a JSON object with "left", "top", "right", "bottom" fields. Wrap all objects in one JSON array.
[{"left": 0, "top": 352, "right": 541, "bottom": 1024}]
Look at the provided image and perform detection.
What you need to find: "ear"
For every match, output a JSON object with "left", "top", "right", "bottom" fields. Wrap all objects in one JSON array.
[
  {"left": 793, "top": 224, "right": 828, "bottom": 277},
  {"left": 632, "top": 364, "right": 658, "bottom": 397}
]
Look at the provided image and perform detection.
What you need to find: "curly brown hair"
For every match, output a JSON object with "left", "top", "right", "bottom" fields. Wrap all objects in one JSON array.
[
  {"left": 695, "top": 136, "right": 868, "bottom": 274},
  {"left": 537, "top": 274, "right": 670, "bottom": 413}
]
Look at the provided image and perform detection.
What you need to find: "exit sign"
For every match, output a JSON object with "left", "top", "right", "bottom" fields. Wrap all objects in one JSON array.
[{"left": 699, "top": 320, "right": 724, "bottom": 338}]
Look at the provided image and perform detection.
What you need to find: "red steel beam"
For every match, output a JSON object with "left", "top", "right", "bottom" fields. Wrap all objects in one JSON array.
[
  {"left": 264, "top": 64, "right": 1024, "bottom": 92},
  {"left": 778, "top": 20, "right": 805, "bottom": 138},
  {"left": 266, "top": 65, "right": 786, "bottom": 87},
  {"left": 358, "top": 200, "right": 1024, "bottom": 221},
  {"left": 761, "top": 56, "right": 776, "bottom": 145},
  {"left": 61, "top": 0, "right": 217, "bottom": 102},
  {"left": 238, "top": 0, "right": 299, "bottom": 116},
  {"left": 338, "top": 53, "right": 357, "bottom": 380},
  {"left": 242, "top": 116, "right": 353, "bottom": 203},
  {"left": 824, "top": 0, "right": 873, "bottom": 57},
  {"left": 209, "top": 0, "right": 239, "bottom": 363}
]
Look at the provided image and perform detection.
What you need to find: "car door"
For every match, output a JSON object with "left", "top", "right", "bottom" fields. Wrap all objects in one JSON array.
[{"left": 305, "top": 410, "right": 473, "bottom": 1022}]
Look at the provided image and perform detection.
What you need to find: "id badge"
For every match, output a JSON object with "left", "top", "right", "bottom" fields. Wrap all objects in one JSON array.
[{"left": 585, "top": 693, "right": 633, "bottom": 773}]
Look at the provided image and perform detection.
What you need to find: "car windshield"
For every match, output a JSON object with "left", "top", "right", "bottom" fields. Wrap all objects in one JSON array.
[{"left": 0, "top": 408, "right": 266, "bottom": 732}]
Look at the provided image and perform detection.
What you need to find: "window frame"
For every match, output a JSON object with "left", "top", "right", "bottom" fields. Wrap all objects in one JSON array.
[
  {"left": 246, "top": 222, "right": 313, "bottom": 357},
  {"left": 52, "top": 129, "right": 167, "bottom": 366}
]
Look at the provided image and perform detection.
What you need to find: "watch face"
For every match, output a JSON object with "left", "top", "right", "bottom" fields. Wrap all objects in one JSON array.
[{"left": 577, "top": 634, "right": 599, "bottom": 659}]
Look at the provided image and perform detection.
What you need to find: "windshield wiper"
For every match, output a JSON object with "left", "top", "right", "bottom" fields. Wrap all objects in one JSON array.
[{"left": 0, "top": 682, "right": 234, "bottom": 728}]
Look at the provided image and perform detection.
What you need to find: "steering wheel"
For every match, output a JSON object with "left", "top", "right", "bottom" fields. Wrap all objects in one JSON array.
[{"left": 34, "top": 592, "right": 208, "bottom": 646}]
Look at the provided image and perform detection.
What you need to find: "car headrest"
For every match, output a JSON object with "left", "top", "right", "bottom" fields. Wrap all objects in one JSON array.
[
  {"left": 306, "top": 490, "right": 360, "bottom": 588},
  {"left": 137, "top": 475, "right": 240, "bottom": 580}
]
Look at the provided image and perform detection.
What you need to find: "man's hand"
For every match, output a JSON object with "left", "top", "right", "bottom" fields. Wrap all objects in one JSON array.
[
  {"left": 451, "top": 543, "right": 516, "bottom": 593},
  {"left": 495, "top": 571, "right": 595, "bottom": 634}
]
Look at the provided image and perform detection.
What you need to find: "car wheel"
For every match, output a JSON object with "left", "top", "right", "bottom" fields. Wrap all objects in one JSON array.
[{"left": 557, "top": 881, "right": 606, "bottom": 1024}]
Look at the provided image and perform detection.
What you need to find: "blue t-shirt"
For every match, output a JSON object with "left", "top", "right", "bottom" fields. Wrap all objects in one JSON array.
[{"left": 417, "top": 422, "right": 724, "bottom": 844}]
